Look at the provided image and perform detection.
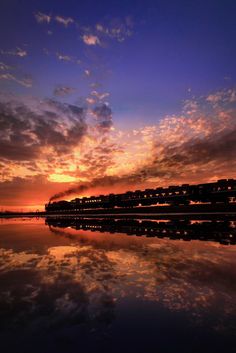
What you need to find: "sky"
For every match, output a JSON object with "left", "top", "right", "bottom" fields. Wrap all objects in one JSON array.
[{"left": 0, "top": 0, "right": 236, "bottom": 211}]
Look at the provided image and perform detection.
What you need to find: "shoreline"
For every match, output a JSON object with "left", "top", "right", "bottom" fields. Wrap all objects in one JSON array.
[{"left": 1, "top": 207, "right": 236, "bottom": 220}]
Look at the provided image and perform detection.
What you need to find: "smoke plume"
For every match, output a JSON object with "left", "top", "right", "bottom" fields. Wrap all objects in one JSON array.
[{"left": 49, "top": 174, "right": 143, "bottom": 201}]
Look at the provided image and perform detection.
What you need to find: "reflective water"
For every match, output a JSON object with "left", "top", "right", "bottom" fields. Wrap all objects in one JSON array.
[{"left": 0, "top": 217, "right": 235, "bottom": 353}]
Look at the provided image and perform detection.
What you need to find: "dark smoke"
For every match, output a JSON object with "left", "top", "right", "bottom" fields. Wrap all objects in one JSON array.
[
  {"left": 49, "top": 174, "right": 145, "bottom": 202},
  {"left": 50, "top": 184, "right": 88, "bottom": 201}
]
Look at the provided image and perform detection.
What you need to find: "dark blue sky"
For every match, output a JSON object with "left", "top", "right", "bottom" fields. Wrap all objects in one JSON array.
[{"left": 0, "top": 0, "right": 236, "bottom": 127}]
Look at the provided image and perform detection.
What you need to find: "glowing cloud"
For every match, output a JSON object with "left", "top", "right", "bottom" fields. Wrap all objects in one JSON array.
[{"left": 82, "top": 34, "right": 100, "bottom": 46}]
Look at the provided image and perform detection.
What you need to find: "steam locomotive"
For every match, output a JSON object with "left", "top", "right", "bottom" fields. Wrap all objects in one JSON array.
[{"left": 45, "top": 178, "right": 236, "bottom": 213}]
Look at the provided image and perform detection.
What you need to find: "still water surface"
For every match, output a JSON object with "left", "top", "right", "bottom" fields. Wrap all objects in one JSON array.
[{"left": 0, "top": 217, "right": 235, "bottom": 353}]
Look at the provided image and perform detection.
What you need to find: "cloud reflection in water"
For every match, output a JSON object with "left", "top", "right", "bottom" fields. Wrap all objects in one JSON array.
[{"left": 0, "top": 217, "right": 235, "bottom": 352}]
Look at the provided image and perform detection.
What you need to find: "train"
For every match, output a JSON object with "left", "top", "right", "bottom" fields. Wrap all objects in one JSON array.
[{"left": 45, "top": 178, "right": 236, "bottom": 213}]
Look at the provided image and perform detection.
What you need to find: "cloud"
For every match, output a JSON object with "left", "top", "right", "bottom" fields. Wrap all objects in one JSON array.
[
  {"left": 79, "top": 17, "right": 133, "bottom": 48},
  {"left": 34, "top": 11, "right": 51, "bottom": 24},
  {"left": 84, "top": 69, "right": 91, "bottom": 76},
  {"left": 90, "top": 82, "right": 101, "bottom": 89},
  {"left": 160, "top": 128, "right": 236, "bottom": 166},
  {"left": 0, "top": 94, "right": 87, "bottom": 162},
  {"left": 56, "top": 53, "right": 73, "bottom": 62},
  {"left": 206, "top": 89, "right": 236, "bottom": 105},
  {"left": 95, "top": 17, "right": 134, "bottom": 43},
  {"left": 53, "top": 86, "right": 75, "bottom": 97},
  {"left": 0, "top": 73, "right": 33, "bottom": 87},
  {"left": 42, "top": 48, "right": 50, "bottom": 55},
  {"left": 92, "top": 104, "right": 113, "bottom": 131},
  {"left": 96, "top": 24, "right": 104, "bottom": 32},
  {"left": 183, "top": 99, "right": 198, "bottom": 114},
  {"left": 49, "top": 88, "right": 236, "bottom": 201},
  {"left": 55, "top": 15, "right": 74, "bottom": 27},
  {"left": 206, "top": 93, "right": 223, "bottom": 104},
  {"left": 34, "top": 12, "right": 74, "bottom": 27},
  {"left": 49, "top": 115, "right": 236, "bottom": 200},
  {"left": 82, "top": 34, "right": 100, "bottom": 46},
  {"left": 0, "top": 94, "right": 118, "bottom": 207},
  {"left": 55, "top": 53, "right": 80, "bottom": 64},
  {"left": 0, "top": 47, "right": 27, "bottom": 57},
  {"left": 91, "top": 90, "right": 110, "bottom": 100},
  {"left": 0, "top": 62, "right": 13, "bottom": 71},
  {"left": 85, "top": 91, "right": 110, "bottom": 105},
  {"left": 86, "top": 97, "right": 96, "bottom": 105}
]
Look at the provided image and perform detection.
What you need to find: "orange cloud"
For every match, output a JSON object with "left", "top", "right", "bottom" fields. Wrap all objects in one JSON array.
[{"left": 82, "top": 34, "right": 100, "bottom": 46}]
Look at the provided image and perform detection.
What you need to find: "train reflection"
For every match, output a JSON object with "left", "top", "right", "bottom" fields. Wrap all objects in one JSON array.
[{"left": 46, "top": 217, "right": 236, "bottom": 245}]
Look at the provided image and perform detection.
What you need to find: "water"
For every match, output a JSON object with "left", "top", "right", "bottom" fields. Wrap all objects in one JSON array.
[{"left": 0, "top": 217, "right": 235, "bottom": 353}]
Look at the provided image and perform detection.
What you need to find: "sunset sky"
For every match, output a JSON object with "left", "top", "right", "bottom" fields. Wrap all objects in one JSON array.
[{"left": 0, "top": 0, "right": 236, "bottom": 211}]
